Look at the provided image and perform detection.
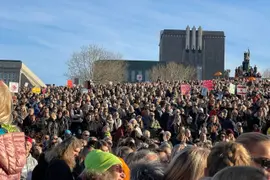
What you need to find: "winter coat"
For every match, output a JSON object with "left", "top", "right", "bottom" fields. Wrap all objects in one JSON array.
[
  {"left": 47, "top": 119, "right": 60, "bottom": 136},
  {"left": 45, "top": 159, "right": 74, "bottom": 180},
  {"left": 57, "top": 117, "right": 70, "bottom": 136},
  {"left": 21, "top": 154, "right": 38, "bottom": 180},
  {"left": 0, "top": 131, "right": 26, "bottom": 180}
]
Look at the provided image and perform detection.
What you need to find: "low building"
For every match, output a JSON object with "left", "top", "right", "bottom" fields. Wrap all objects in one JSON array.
[
  {"left": 0, "top": 60, "right": 46, "bottom": 87},
  {"left": 124, "top": 60, "right": 163, "bottom": 82}
]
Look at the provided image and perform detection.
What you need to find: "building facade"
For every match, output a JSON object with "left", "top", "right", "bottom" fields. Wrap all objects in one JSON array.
[
  {"left": 0, "top": 60, "right": 46, "bottom": 87},
  {"left": 125, "top": 60, "right": 163, "bottom": 82},
  {"left": 159, "top": 26, "right": 225, "bottom": 80}
]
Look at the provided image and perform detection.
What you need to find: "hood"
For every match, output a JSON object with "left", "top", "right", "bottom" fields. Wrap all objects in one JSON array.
[{"left": 0, "top": 132, "right": 26, "bottom": 175}]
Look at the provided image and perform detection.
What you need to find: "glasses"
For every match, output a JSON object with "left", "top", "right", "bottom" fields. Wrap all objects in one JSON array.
[
  {"left": 252, "top": 157, "right": 270, "bottom": 170},
  {"left": 83, "top": 134, "right": 90, "bottom": 137}
]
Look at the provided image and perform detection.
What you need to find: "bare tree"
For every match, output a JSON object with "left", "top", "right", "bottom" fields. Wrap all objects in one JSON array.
[
  {"left": 262, "top": 68, "right": 270, "bottom": 78},
  {"left": 150, "top": 62, "right": 196, "bottom": 81},
  {"left": 66, "top": 44, "right": 123, "bottom": 82},
  {"left": 93, "top": 60, "right": 127, "bottom": 83}
]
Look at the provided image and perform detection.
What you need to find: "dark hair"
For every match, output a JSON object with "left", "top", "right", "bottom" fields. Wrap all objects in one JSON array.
[
  {"left": 130, "top": 161, "right": 164, "bottom": 180},
  {"left": 95, "top": 140, "right": 111, "bottom": 152},
  {"left": 116, "top": 146, "right": 133, "bottom": 159}
]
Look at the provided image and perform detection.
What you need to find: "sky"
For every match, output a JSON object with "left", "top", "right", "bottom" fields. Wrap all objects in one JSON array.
[{"left": 0, "top": 0, "right": 270, "bottom": 85}]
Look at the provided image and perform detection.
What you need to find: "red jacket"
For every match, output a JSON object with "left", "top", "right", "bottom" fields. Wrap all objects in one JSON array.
[{"left": 0, "top": 132, "right": 26, "bottom": 180}]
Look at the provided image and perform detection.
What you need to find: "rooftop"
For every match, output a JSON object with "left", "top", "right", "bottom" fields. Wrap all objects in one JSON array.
[
  {"left": 0, "top": 59, "right": 22, "bottom": 63},
  {"left": 161, "top": 29, "right": 225, "bottom": 36}
]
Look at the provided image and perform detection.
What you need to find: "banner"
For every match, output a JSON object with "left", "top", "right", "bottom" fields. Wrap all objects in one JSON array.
[
  {"left": 67, "top": 80, "right": 73, "bottom": 88},
  {"left": 180, "top": 84, "right": 191, "bottom": 95},
  {"left": 202, "top": 80, "right": 214, "bottom": 90},
  {"left": 9, "top": 82, "right": 19, "bottom": 93},
  {"left": 229, "top": 83, "right": 235, "bottom": 94},
  {"left": 32, "top": 87, "right": 41, "bottom": 94},
  {"left": 237, "top": 85, "right": 247, "bottom": 95}
]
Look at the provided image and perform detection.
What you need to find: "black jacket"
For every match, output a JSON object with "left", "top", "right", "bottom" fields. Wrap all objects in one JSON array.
[{"left": 45, "top": 159, "right": 74, "bottom": 180}]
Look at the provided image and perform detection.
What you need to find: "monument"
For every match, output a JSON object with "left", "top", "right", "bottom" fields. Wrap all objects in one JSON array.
[{"left": 235, "top": 49, "right": 261, "bottom": 78}]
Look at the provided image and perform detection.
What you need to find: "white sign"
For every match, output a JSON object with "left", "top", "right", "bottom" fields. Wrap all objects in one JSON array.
[
  {"left": 237, "top": 85, "right": 247, "bottom": 95},
  {"left": 136, "top": 74, "right": 143, "bottom": 81},
  {"left": 24, "top": 82, "right": 29, "bottom": 87},
  {"left": 9, "top": 82, "right": 19, "bottom": 93}
]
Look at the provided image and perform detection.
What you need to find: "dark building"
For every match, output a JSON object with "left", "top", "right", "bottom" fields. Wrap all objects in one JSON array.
[
  {"left": 0, "top": 60, "right": 46, "bottom": 87},
  {"left": 98, "top": 60, "right": 162, "bottom": 82},
  {"left": 125, "top": 60, "right": 164, "bottom": 82},
  {"left": 159, "top": 26, "right": 225, "bottom": 80}
]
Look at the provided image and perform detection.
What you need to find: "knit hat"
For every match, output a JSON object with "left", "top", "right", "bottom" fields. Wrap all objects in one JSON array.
[
  {"left": 25, "top": 136, "right": 33, "bottom": 144},
  {"left": 65, "top": 130, "right": 72, "bottom": 135},
  {"left": 119, "top": 157, "right": 130, "bottom": 180},
  {"left": 84, "top": 150, "right": 122, "bottom": 173}
]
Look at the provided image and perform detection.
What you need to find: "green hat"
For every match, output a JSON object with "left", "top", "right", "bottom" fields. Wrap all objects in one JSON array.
[{"left": 84, "top": 150, "right": 122, "bottom": 173}]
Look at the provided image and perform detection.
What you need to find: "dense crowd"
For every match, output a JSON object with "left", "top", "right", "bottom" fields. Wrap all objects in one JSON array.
[{"left": 0, "top": 78, "right": 270, "bottom": 180}]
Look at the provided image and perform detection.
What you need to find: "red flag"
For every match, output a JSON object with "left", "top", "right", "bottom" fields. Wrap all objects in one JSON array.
[{"left": 67, "top": 80, "right": 73, "bottom": 88}]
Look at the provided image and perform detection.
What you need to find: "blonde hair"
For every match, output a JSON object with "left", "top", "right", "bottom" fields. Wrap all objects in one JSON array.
[
  {"left": 212, "top": 166, "right": 268, "bottom": 180},
  {"left": 206, "top": 142, "right": 251, "bottom": 177},
  {"left": 0, "top": 81, "right": 12, "bottom": 124},
  {"left": 45, "top": 137, "right": 82, "bottom": 169},
  {"left": 164, "top": 147, "right": 210, "bottom": 180},
  {"left": 236, "top": 132, "right": 270, "bottom": 153}
]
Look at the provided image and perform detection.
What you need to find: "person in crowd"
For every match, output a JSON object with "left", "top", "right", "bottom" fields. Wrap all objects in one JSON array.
[
  {"left": 212, "top": 166, "right": 269, "bottom": 180},
  {"left": 236, "top": 132, "right": 270, "bottom": 173},
  {"left": 21, "top": 136, "right": 38, "bottom": 180},
  {"left": 81, "top": 130, "right": 90, "bottom": 141},
  {"left": 32, "top": 136, "right": 82, "bottom": 180},
  {"left": 130, "top": 161, "right": 164, "bottom": 180},
  {"left": 0, "top": 81, "right": 26, "bottom": 180},
  {"left": 79, "top": 149, "right": 125, "bottom": 180},
  {"left": 164, "top": 147, "right": 210, "bottom": 180},
  {"left": 204, "top": 141, "right": 251, "bottom": 178}
]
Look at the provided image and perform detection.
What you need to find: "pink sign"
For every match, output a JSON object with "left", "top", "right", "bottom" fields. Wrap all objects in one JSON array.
[
  {"left": 202, "top": 80, "right": 214, "bottom": 90},
  {"left": 180, "top": 84, "right": 191, "bottom": 95}
]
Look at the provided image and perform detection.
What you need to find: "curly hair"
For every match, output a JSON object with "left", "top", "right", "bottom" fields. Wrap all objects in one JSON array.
[
  {"left": 206, "top": 141, "right": 251, "bottom": 177},
  {"left": 45, "top": 136, "right": 82, "bottom": 169}
]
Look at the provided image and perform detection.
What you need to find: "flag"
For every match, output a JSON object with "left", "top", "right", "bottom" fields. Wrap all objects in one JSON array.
[
  {"left": 67, "top": 80, "right": 73, "bottom": 88},
  {"left": 9, "top": 82, "right": 19, "bottom": 93},
  {"left": 237, "top": 85, "right": 247, "bottom": 95}
]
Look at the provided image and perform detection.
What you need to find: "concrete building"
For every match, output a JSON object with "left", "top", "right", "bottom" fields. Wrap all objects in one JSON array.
[
  {"left": 0, "top": 60, "right": 46, "bottom": 87},
  {"left": 159, "top": 26, "right": 225, "bottom": 80}
]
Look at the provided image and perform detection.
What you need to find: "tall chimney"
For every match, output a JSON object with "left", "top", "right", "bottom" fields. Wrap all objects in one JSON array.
[
  {"left": 185, "top": 25, "right": 190, "bottom": 50},
  {"left": 191, "top": 26, "right": 196, "bottom": 50},
  {"left": 197, "top": 26, "right": 203, "bottom": 51}
]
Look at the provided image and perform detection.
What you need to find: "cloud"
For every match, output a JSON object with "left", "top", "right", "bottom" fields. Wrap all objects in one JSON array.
[{"left": 0, "top": 0, "right": 269, "bottom": 84}]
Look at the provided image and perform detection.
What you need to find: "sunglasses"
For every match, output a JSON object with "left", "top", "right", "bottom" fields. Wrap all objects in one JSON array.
[
  {"left": 83, "top": 134, "right": 90, "bottom": 137},
  {"left": 253, "top": 157, "right": 270, "bottom": 169}
]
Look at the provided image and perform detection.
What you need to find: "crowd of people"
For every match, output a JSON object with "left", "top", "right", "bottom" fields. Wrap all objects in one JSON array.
[{"left": 0, "top": 77, "right": 270, "bottom": 180}]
